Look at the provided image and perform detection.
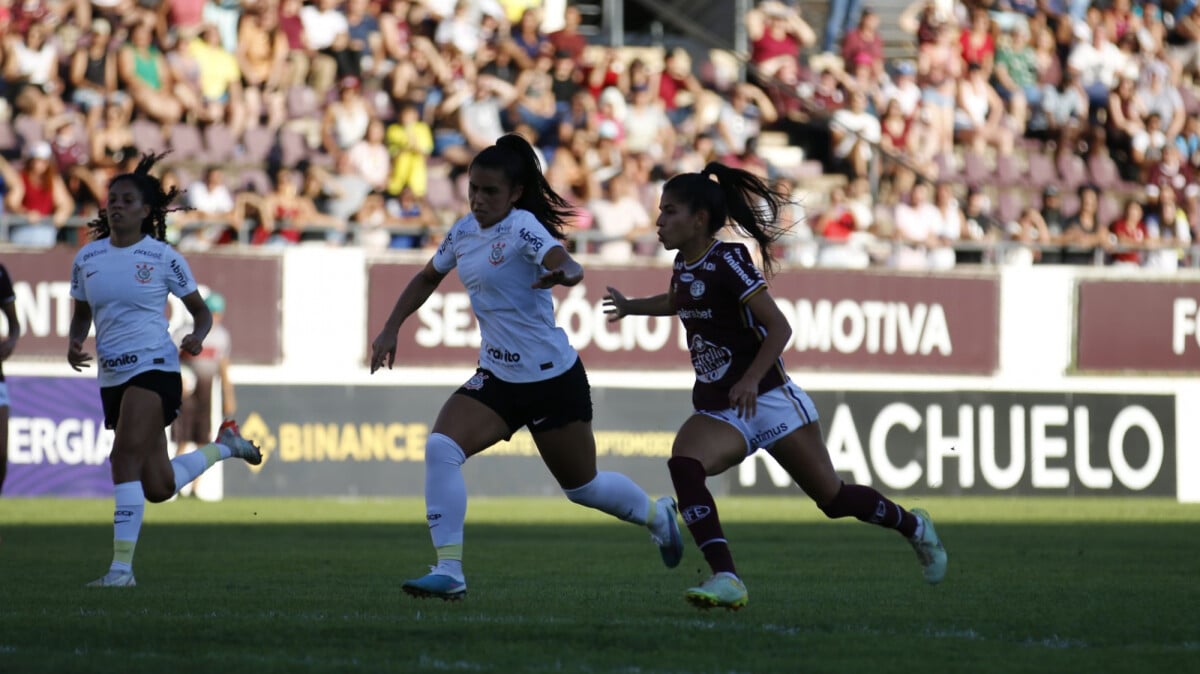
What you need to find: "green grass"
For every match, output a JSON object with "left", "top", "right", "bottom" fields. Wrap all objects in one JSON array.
[{"left": 1, "top": 497, "right": 1198, "bottom": 674}]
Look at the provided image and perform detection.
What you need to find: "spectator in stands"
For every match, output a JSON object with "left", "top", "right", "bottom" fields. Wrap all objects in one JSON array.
[
  {"left": 49, "top": 114, "right": 102, "bottom": 217},
  {"left": 879, "top": 97, "right": 934, "bottom": 180},
  {"left": 513, "top": 51, "right": 559, "bottom": 141},
  {"left": 831, "top": 88, "right": 880, "bottom": 179},
  {"left": 1146, "top": 143, "right": 1194, "bottom": 204},
  {"left": 808, "top": 66, "right": 847, "bottom": 115},
  {"left": 993, "top": 22, "right": 1038, "bottom": 135},
  {"left": 1144, "top": 182, "right": 1192, "bottom": 270},
  {"left": 715, "top": 82, "right": 777, "bottom": 160},
  {"left": 344, "top": 0, "right": 385, "bottom": 80},
  {"left": 1067, "top": 22, "right": 1125, "bottom": 112},
  {"left": 956, "top": 62, "right": 1015, "bottom": 156},
  {"left": 1166, "top": 0, "right": 1200, "bottom": 80},
  {"left": 189, "top": 22, "right": 248, "bottom": 138},
  {"left": 69, "top": 18, "right": 119, "bottom": 124},
  {"left": 6, "top": 142, "right": 75, "bottom": 246},
  {"left": 1138, "top": 62, "right": 1186, "bottom": 140},
  {"left": 247, "top": 166, "right": 341, "bottom": 245},
  {"left": 387, "top": 100, "right": 434, "bottom": 197},
  {"left": 1004, "top": 207, "right": 1054, "bottom": 265},
  {"left": 960, "top": 185, "right": 1004, "bottom": 263},
  {"left": 913, "top": 19, "right": 961, "bottom": 165},
  {"left": 656, "top": 47, "right": 703, "bottom": 129},
  {"left": 623, "top": 81, "right": 675, "bottom": 162},
  {"left": 549, "top": 49, "right": 584, "bottom": 118},
  {"left": 322, "top": 75, "right": 374, "bottom": 158},
  {"left": 1132, "top": 111, "right": 1169, "bottom": 168},
  {"left": 306, "top": 153, "right": 373, "bottom": 229},
  {"left": 434, "top": 0, "right": 483, "bottom": 58},
  {"left": 841, "top": 8, "right": 884, "bottom": 80},
  {"left": 548, "top": 4, "right": 587, "bottom": 64},
  {"left": 588, "top": 171, "right": 653, "bottom": 262},
  {"left": 959, "top": 6, "right": 995, "bottom": 74},
  {"left": 347, "top": 118, "right": 392, "bottom": 193},
  {"left": 891, "top": 181, "right": 955, "bottom": 269},
  {"left": 4, "top": 18, "right": 64, "bottom": 120},
  {"left": 1109, "top": 197, "right": 1147, "bottom": 266},
  {"left": 746, "top": 0, "right": 815, "bottom": 88},
  {"left": 1106, "top": 68, "right": 1147, "bottom": 163},
  {"left": 815, "top": 184, "right": 870, "bottom": 268},
  {"left": 823, "top": 0, "right": 864, "bottom": 55},
  {"left": 300, "top": 0, "right": 349, "bottom": 98},
  {"left": 185, "top": 166, "right": 236, "bottom": 228},
  {"left": 1062, "top": 184, "right": 1107, "bottom": 265},
  {"left": 118, "top": 15, "right": 187, "bottom": 126},
  {"left": 505, "top": 7, "right": 552, "bottom": 72},
  {"left": 879, "top": 59, "right": 921, "bottom": 119},
  {"left": 1038, "top": 68, "right": 1088, "bottom": 145},
  {"left": 236, "top": 1, "right": 290, "bottom": 132}
]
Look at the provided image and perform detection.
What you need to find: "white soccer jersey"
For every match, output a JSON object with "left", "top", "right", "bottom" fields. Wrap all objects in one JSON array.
[
  {"left": 432, "top": 208, "right": 578, "bottom": 382},
  {"left": 70, "top": 236, "right": 198, "bottom": 387}
]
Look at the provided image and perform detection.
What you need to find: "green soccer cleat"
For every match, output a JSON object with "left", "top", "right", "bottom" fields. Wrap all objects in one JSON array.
[
  {"left": 685, "top": 572, "right": 748, "bottom": 611},
  {"left": 651, "top": 496, "right": 684, "bottom": 569},
  {"left": 402, "top": 572, "right": 467, "bottom": 601},
  {"left": 909, "top": 508, "right": 948, "bottom": 584},
  {"left": 217, "top": 419, "right": 263, "bottom": 466},
  {"left": 86, "top": 569, "right": 137, "bottom": 588}
]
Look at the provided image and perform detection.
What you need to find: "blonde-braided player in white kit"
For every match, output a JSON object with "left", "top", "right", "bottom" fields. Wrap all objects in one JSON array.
[
  {"left": 370, "top": 134, "right": 683, "bottom": 600},
  {"left": 67, "top": 153, "right": 263, "bottom": 588}
]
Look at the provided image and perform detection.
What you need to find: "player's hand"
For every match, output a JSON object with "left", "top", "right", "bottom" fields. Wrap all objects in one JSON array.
[
  {"left": 602, "top": 286, "right": 629, "bottom": 321},
  {"left": 370, "top": 331, "right": 397, "bottom": 373},
  {"left": 179, "top": 333, "right": 204, "bottom": 356},
  {"left": 728, "top": 377, "right": 759, "bottom": 420},
  {"left": 67, "top": 339, "right": 92, "bottom": 371},
  {"left": 533, "top": 267, "right": 580, "bottom": 288}
]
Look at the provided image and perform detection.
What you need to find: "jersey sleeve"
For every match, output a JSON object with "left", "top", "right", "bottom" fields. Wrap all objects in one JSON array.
[
  {"left": 0, "top": 265, "right": 13, "bottom": 303},
  {"left": 165, "top": 248, "right": 200, "bottom": 297},
  {"left": 69, "top": 252, "right": 88, "bottom": 302},
  {"left": 718, "top": 243, "right": 766, "bottom": 304},
  {"left": 514, "top": 212, "right": 560, "bottom": 265},
  {"left": 431, "top": 221, "right": 461, "bottom": 274}
]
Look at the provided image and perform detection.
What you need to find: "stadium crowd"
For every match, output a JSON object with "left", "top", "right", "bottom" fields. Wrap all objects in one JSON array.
[{"left": 0, "top": 0, "right": 1197, "bottom": 269}]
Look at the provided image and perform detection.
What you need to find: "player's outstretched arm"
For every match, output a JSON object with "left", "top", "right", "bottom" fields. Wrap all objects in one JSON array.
[
  {"left": 371, "top": 259, "right": 447, "bottom": 373},
  {"left": 603, "top": 286, "right": 674, "bottom": 320}
]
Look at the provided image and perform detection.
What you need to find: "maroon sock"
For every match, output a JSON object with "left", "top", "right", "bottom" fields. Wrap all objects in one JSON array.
[
  {"left": 818, "top": 481, "right": 918, "bottom": 539},
  {"left": 668, "top": 456, "right": 737, "bottom": 575}
]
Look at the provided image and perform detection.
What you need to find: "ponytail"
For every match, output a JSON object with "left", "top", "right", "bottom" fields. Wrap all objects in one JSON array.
[
  {"left": 88, "top": 152, "right": 188, "bottom": 243},
  {"left": 471, "top": 133, "right": 576, "bottom": 239},
  {"left": 663, "top": 162, "right": 791, "bottom": 277}
]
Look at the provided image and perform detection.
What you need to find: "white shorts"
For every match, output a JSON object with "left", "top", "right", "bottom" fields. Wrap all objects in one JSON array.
[
  {"left": 697, "top": 379, "right": 819, "bottom": 456},
  {"left": 0, "top": 381, "right": 9, "bottom": 407}
]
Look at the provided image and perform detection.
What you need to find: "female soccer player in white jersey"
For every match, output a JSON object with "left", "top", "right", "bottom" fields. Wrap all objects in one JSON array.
[
  {"left": 67, "top": 153, "right": 263, "bottom": 588},
  {"left": 370, "top": 133, "right": 683, "bottom": 600},
  {"left": 603, "top": 162, "right": 948, "bottom": 610}
]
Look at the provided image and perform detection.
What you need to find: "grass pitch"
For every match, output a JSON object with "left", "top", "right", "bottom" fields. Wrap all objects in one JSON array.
[{"left": 1, "top": 497, "right": 1197, "bottom": 674}]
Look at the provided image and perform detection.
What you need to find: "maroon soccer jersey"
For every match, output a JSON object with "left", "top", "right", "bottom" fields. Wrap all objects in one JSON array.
[{"left": 671, "top": 241, "right": 788, "bottom": 411}]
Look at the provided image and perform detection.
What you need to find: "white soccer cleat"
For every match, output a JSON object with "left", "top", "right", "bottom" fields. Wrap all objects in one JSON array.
[
  {"left": 216, "top": 419, "right": 263, "bottom": 466},
  {"left": 86, "top": 569, "right": 137, "bottom": 587}
]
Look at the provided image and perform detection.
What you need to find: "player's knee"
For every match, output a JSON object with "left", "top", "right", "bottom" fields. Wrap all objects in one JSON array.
[
  {"left": 144, "top": 480, "right": 175, "bottom": 503},
  {"left": 425, "top": 433, "right": 466, "bottom": 467},
  {"left": 667, "top": 455, "right": 706, "bottom": 483},
  {"left": 817, "top": 482, "right": 848, "bottom": 519}
]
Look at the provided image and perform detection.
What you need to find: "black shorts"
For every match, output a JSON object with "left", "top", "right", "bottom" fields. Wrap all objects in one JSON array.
[
  {"left": 100, "top": 370, "right": 183, "bottom": 430},
  {"left": 455, "top": 357, "right": 593, "bottom": 439}
]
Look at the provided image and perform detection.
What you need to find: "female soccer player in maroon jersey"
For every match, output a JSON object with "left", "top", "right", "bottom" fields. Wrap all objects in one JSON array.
[{"left": 604, "top": 162, "right": 948, "bottom": 610}]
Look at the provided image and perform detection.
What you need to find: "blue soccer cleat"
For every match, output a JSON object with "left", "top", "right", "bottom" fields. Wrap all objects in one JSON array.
[
  {"left": 402, "top": 572, "right": 467, "bottom": 601},
  {"left": 685, "top": 572, "right": 748, "bottom": 611}
]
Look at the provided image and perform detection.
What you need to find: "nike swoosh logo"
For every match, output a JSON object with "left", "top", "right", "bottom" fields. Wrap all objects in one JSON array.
[
  {"left": 531, "top": 417, "right": 548, "bottom": 426},
  {"left": 86, "top": 271, "right": 98, "bottom": 278}
]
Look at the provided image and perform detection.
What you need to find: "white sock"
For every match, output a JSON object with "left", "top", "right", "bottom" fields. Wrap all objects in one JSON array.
[
  {"left": 563, "top": 472, "right": 652, "bottom": 526},
  {"left": 424, "top": 433, "right": 467, "bottom": 578},
  {"left": 111, "top": 481, "right": 145, "bottom": 573},
  {"left": 171, "top": 442, "right": 232, "bottom": 493}
]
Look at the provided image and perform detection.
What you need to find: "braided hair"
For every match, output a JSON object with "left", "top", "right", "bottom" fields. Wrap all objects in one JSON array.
[
  {"left": 661, "top": 161, "right": 792, "bottom": 277},
  {"left": 87, "top": 152, "right": 186, "bottom": 242},
  {"left": 469, "top": 133, "right": 575, "bottom": 240}
]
